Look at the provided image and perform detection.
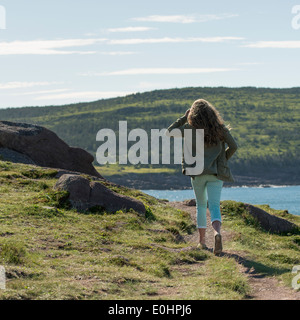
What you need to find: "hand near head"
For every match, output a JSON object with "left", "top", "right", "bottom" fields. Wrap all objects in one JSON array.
[{"left": 185, "top": 109, "right": 190, "bottom": 118}]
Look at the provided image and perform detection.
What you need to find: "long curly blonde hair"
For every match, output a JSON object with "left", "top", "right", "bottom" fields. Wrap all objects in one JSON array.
[{"left": 187, "top": 99, "right": 228, "bottom": 146}]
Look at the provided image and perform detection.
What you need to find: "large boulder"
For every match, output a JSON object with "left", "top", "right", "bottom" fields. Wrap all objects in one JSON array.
[
  {"left": 244, "top": 203, "right": 298, "bottom": 234},
  {"left": 0, "top": 148, "right": 35, "bottom": 165},
  {"left": 0, "top": 121, "right": 101, "bottom": 178},
  {"left": 54, "top": 174, "right": 146, "bottom": 214}
]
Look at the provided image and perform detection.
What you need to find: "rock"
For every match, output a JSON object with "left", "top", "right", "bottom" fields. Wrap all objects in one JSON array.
[
  {"left": 0, "top": 121, "right": 101, "bottom": 178},
  {"left": 41, "top": 206, "right": 60, "bottom": 214},
  {"left": 55, "top": 169, "right": 82, "bottom": 179},
  {"left": 183, "top": 199, "right": 196, "bottom": 206},
  {"left": 0, "top": 148, "right": 36, "bottom": 165},
  {"left": 244, "top": 203, "right": 298, "bottom": 234},
  {"left": 54, "top": 174, "right": 146, "bottom": 214},
  {"left": 54, "top": 174, "right": 91, "bottom": 205}
]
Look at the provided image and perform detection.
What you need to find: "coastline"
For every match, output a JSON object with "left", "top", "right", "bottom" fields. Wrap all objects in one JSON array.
[
  {"left": 102, "top": 172, "right": 298, "bottom": 190},
  {"left": 140, "top": 185, "right": 300, "bottom": 216}
]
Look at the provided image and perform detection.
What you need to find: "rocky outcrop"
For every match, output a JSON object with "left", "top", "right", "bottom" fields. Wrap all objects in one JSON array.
[
  {"left": 244, "top": 203, "right": 298, "bottom": 234},
  {"left": 0, "top": 148, "right": 35, "bottom": 165},
  {"left": 54, "top": 174, "right": 146, "bottom": 214},
  {"left": 0, "top": 121, "right": 101, "bottom": 178}
]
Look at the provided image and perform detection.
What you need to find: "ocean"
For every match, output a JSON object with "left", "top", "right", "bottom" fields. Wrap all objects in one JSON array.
[{"left": 141, "top": 185, "right": 300, "bottom": 216}]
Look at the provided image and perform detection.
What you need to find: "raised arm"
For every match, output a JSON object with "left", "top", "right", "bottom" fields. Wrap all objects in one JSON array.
[{"left": 165, "top": 109, "right": 189, "bottom": 137}]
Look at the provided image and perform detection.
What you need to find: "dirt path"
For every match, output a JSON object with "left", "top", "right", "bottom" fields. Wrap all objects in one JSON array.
[{"left": 168, "top": 201, "right": 300, "bottom": 300}]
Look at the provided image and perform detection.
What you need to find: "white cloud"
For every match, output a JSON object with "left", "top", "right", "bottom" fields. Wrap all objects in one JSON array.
[
  {"left": 108, "top": 36, "right": 244, "bottom": 45},
  {"left": 13, "top": 89, "right": 70, "bottom": 96},
  {"left": 0, "top": 38, "right": 107, "bottom": 55},
  {"left": 0, "top": 81, "right": 62, "bottom": 89},
  {"left": 107, "top": 26, "right": 156, "bottom": 33},
  {"left": 243, "top": 41, "right": 300, "bottom": 48},
  {"left": 89, "top": 67, "right": 238, "bottom": 76},
  {"left": 34, "top": 91, "right": 133, "bottom": 101},
  {"left": 0, "top": 35, "right": 243, "bottom": 55},
  {"left": 236, "top": 62, "right": 262, "bottom": 65},
  {"left": 98, "top": 51, "right": 138, "bottom": 55},
  {"left": 132, "top": 14, "right": 238, "bottom": 24}
]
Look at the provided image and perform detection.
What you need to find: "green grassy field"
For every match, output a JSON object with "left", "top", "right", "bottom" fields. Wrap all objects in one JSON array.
[
  {"left": 0, "top": 160, "right": 299, "bottom": 299},
  {"left": 96, "top": 164, "right": 177, "bottom": 177}
]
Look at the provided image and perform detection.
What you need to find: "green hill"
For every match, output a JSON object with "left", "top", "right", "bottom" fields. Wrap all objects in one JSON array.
[{"left": 1, "top": 86, "right": 299, "bottom": 185}]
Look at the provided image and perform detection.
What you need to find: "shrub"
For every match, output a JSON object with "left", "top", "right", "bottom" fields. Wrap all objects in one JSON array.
[{"left": 0, "top": 241, "right": 27, "bottom": 265}]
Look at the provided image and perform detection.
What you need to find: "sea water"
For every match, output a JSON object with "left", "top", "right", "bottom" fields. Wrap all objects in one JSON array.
[{"left": 141, "top": 185, "right": 300, "bottom": 216}]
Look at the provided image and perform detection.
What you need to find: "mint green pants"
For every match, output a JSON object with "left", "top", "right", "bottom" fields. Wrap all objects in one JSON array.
[{"left": 191, "top": 174, "right": 223, "bottom": 228}]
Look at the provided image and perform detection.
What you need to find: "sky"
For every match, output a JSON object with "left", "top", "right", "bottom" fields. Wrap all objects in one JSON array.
[{"left": 0, "top": 0, "right": 300, "bottom": 108}]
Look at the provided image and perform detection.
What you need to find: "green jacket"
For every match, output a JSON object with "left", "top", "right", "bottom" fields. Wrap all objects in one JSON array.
[{"left": 166, "top": 115, "right": 238, "bottom": 182}]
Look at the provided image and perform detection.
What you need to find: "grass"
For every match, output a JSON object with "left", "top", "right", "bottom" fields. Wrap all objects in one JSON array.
[
  {"left": 220, "top": 200, "right": 300, "bottom": 287},
  {"left": 96, "top": 164, "right": 177, "bottom": 177},
  {"left": 0, "top": 160, "right": 299, "bottom": 299}
]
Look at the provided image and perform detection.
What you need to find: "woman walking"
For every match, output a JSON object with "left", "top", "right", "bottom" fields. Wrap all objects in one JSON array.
[{"left": 166, "top": 99, "right": 238, "bottom": 255}]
